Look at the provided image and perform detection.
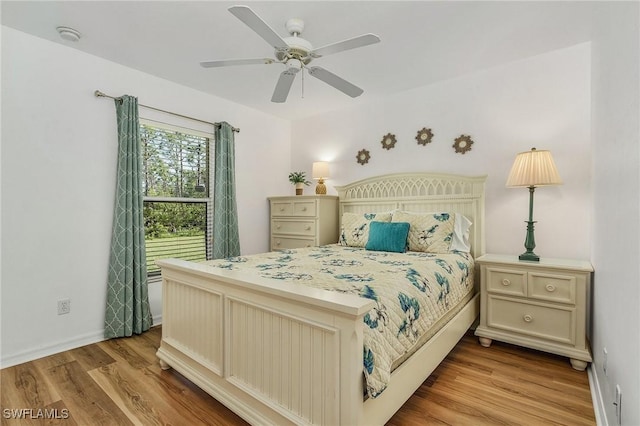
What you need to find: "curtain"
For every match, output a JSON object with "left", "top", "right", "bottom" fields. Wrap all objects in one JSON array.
[
  {"left": 212, "top": 122, "right": 241, "bottom": 258},
  {"left": 104, "top": 95, "right": 152, "bottom": 339}
]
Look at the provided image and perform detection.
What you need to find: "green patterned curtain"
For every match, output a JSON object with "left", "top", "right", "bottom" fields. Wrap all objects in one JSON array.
[
  {"left": 213, "top": 122, "right": 241, "bottom": 258},
  {"left": 104, "top": 95, "right": 152, "bottom": 338}
]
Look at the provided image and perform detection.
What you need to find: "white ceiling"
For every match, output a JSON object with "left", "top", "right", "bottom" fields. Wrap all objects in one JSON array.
[{"left": 2, "top": 1, "right": 596, "bottom": 121}]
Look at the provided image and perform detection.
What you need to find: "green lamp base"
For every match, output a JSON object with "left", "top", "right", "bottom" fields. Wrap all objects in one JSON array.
[
  {"left": 518, "top": 251, "right": 540, "bottom": 262},
  {"left": 517, "top": 186, "right": 542, "bottom": 262}
]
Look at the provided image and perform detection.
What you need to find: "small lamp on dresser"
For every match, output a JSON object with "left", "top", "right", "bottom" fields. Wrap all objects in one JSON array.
[
  {"left": 506, "top": 147, "right": 562, "bottom": 261},
  {"left": 312, "top": 161, "right": 330, "bottom": 195}
]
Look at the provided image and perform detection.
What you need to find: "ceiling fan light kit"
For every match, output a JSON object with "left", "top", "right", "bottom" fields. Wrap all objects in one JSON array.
[{"left": 200, "top": 5, "right": 380, "bottom": 103}]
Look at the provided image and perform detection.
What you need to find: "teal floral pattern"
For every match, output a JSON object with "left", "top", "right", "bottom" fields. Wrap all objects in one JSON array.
[{"left": 204, "top": 245, "right": 474, "bottom": 398}]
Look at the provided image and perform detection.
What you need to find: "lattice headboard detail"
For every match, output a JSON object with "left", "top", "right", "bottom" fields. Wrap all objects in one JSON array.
[{"left": 335, "top": 173, "right": 487, "bottom": 258}]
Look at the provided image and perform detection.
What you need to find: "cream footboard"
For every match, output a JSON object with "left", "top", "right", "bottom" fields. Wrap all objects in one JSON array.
[{"left": 156, "top": 172, "right": 486, "bottom": 425}]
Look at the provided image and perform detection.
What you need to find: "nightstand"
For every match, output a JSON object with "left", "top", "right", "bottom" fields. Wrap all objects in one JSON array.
[
  {"left": 474, "top": 254, "right": 593, "bottom": 370},
  {"left": 268, "top": 195, "right": 338, "bottom": 251}
]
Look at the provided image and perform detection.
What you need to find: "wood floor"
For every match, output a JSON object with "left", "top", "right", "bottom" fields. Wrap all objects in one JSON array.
[{"left": 1, "top": 326, "right": 595, "bottom": 425}]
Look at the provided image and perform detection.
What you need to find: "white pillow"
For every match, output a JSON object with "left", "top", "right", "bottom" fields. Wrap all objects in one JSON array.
[{"left": 450, "top": 213, "right": 472, "bottom": 252}]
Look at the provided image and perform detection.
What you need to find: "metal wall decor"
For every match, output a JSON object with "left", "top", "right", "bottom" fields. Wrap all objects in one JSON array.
[
  {"left": 380, "top": 133, "right": 397, "bottom": 150},
  {"left": 453, "top": 134, "right": 474, "bottom": 154},
  {"left": 416, "top": 127, "right": 434, "bottom": 146},
  {"left": 356, "top": 149, "right": 371, "bottom": 165}
]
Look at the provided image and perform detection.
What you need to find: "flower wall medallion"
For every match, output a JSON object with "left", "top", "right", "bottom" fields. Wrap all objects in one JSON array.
[
  {"left": 453, "top": 135, "right": 474, "bottom": 154},
  {"left": 356, "top": 149, "right": 371, "bottom": 165},
  {"left": 381, "top": 133, "right": 397, "bottom": 150},
  {"left": 416, "top": 127, "right": 434, "bottom": 146}
]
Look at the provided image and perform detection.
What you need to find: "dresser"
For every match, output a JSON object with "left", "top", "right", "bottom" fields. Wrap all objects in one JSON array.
[
  {"left": 268, "top": 195, "right": 339, "bottom": 251},
  {"left": 474, "top": 254, "right": 593, "bottom": 370}
]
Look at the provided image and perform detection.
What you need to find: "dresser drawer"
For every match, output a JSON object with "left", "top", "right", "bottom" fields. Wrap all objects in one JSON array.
[
  {"left": 485, "top": 267, "right": 526, "bottom": 297},
  {"left": 272, "top": 202, "right": 293, "bottom": 216},
  {"left": 528, "top": 272, "right": 576, "bottom": 304},
  {"left": 271, "top": 237, "right": 315, "bottom": 250},
  {"left": 292, "top": 201, "right": 316, "bottom": 217},
  {"left": 487, "top": 296, "right": 575, "bottom": 345},
  {"left": 272, "top": 220, "right": 316, "bottom": 236},
  {"left": 271, "top": 200, "right": 317, "bottom": 217}
]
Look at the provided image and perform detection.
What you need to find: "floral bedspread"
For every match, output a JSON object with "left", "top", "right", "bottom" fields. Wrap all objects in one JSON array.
[{"left": 203, "top": 245, "right": 474, "bottom": 398}]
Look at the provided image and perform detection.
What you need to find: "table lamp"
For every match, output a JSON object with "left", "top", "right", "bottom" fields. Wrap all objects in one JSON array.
[
  {"left": 506, "top": 148, "right": 562, "bottom": 261},
  {"left": 312, "top": 162, "right": 330, "bottom": 195}
]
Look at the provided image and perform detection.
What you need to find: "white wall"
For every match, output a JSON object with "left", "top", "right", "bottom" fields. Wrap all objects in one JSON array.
[
  {"left": 292, "top": 43, "right": 592, "bottom": 260},
  {"left": 590, "top": 2, "right": 640, "bottom": 425},
  {"left": 1, "top": 26, "right": 291, "bottom": 366}
]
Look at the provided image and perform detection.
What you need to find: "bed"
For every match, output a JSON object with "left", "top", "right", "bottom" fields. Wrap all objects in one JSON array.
[{"left": 156, "top": 172, "right": 486, "bottom": 425}]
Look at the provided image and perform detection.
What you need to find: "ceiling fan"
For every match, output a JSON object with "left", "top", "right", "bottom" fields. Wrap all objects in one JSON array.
[{"left": 200, "top": 5, "right": 381, "bottom": 103}]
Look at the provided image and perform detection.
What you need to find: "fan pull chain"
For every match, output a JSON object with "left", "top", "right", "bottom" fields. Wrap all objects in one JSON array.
[{"left": 301, "top": 65, "right": 305, "bottom": 99}]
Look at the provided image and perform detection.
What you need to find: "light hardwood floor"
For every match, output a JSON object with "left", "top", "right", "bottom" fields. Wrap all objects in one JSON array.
[{"left": 1, "top": 326, "right": 595, "bottom": 425}]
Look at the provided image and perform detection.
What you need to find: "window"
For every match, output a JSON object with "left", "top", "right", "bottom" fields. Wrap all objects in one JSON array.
[{"left": 140, "top": 121, "right": 213, "bottom": 276}]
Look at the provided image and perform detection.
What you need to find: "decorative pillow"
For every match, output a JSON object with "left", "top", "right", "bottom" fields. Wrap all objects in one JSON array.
[
  {"left": 340, "top": 212, "right": 392, "bottom": 247},
  {"left": 392, "top": 211, "right": 455, "bottom": 253},
  {"left": 365, "top": 221, "right": 410, "bottom": 253}
]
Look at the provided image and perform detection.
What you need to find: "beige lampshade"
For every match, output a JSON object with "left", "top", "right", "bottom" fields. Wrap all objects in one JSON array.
[
  {"left": 312, "top": 161, "right": 330, "bottom": 180},
  {"left": 506, "top": 148, "right": 562, "bottom": 187}
]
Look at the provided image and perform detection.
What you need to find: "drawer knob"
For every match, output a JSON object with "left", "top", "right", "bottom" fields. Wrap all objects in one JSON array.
[
  {"left": 302, "top": 207, "right": 307, "bottom": 211},
  {"left": 501, "top": 279, "right": 511, "bottom": 286},
  {"left": 279, "top": 207, "right": 285, "bottom": 212},
  {"left": 523, "top": 314, "right": 533, "bottom": 323},
  {"left": 305, "top": 225, "right": 311, "bottom": 230},
  {"left": 276, "top": 225, "right": 281, "bottom": 229},
  {"left": 275, "top": 241, "right": 281, "bottom": 246},
  {"left": 545, "top": 284, "right": 556, "bottom": 292}
]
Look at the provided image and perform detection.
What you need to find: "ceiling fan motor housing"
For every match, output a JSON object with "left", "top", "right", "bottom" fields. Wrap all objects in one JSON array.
[{"left": 276, "top": 36, "right": 313, "bottom": 64}]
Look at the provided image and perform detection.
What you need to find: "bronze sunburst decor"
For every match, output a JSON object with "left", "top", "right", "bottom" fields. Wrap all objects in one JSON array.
[
  {"left": 416, "top": 127, "right": 434, "bottom": 146},
  {"left": 453, "top": 135, "right": 474, "bottom": 154},
  {"left": 380, "top": 133, "right": 397, "bottom": 150},
  {"left": 356, "top": 149, "right": 371, "bottom": 165}
]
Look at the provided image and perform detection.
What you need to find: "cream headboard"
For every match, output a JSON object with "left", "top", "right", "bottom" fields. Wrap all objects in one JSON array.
[{"left": 335, "top": 173, "right": 487, "bottom": 259}]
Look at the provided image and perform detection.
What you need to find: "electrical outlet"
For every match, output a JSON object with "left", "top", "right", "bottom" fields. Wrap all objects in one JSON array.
[
  {"left": 614, "top": 385, "right": 622, "bottom": 425},
  {"left": 57, "top": 298, "right": 70, "bottom": 315},
  {"left": 603, "top": 347, "right": 608, "bottom": 375}
]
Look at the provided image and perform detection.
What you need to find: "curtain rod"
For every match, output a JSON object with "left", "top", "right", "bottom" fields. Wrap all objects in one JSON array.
[{"left": 94, "top": 90, "right": 239, "bottom": 133}]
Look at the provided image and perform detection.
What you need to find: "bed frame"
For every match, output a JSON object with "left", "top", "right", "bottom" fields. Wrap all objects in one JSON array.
[{"left": 156, "top": 172, "right": 486, "bottom": 425}]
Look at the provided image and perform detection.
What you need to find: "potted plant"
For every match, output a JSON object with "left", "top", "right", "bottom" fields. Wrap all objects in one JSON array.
[{"left": 288, "top": 171, "right": 311, "bottom": 195}]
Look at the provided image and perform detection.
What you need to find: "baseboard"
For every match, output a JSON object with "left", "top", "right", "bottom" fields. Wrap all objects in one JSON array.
[
  {"left": 588, "top": 363, "right": 608, "bottom": 426},
  {"left": 153, "top": 314, "right": 163, "bottom": 327},
  {"left": 0, "top": 314, "right": 163, "bottom": 369},
  {"left": 0, "top": 329, "right": 105, "bottom": 369}
]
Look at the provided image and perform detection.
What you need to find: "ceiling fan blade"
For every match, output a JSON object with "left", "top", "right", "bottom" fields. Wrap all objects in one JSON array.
[
  {"left": 271, "top": 70, "right": 298, "bottom": 103},
  {"left": 200, "top": 58, "right": 276, "bottom": 68},
  {"left": 228, "top": 5, "right": 289, "bottom": 51},
  {"left": 307, "top": 66, "right": 364, "bottom": 98},
  {"left": 310, "top": 34, "right": 380, "bottom": 58}
]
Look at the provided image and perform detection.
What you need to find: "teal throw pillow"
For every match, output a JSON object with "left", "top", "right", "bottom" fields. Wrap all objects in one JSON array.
[{"left": 365, "top": 221, "right": 410, "bottom": 253}]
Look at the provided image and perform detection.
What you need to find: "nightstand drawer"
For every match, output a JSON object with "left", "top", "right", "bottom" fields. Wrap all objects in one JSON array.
[
  {"left": 271, "top": 237, "right": 314, "bottom": 250},
  {"left": 272, "top": 220, "right": 316, "bottom": 236},
  {"left": 485, "top": 267, "right": 526, "bottom": 296},
  {"left": 487, "top": 296, "right": 575, "bottom": 345},
  {"left": 528, "top": 272, "right": 576, "bottom": 304}
]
